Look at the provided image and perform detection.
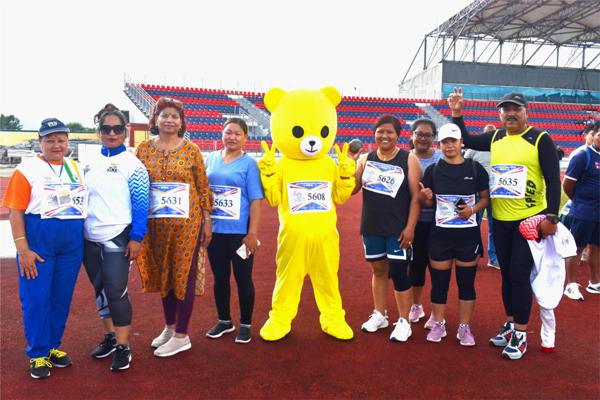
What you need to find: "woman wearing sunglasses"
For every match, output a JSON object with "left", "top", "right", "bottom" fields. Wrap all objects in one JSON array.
[
  {"left": 136, "top": 97, "right": 213, "bottom": 357},
  {"left": 82, "top": 104, "right": 149, "bottom": 371}
]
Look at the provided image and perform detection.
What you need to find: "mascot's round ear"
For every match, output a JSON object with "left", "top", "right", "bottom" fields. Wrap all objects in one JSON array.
[
  {"left": 265, "top": 88, "right": 286, "bottom": 112},
  {"left": 320, "top": 86, "right": 341, "bottom": 107}
]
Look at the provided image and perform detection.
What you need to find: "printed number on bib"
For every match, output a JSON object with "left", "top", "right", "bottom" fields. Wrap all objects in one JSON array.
[
  {"left": 41, "top": 183, "right": 88, "bottom": 219},
  {"left": 149, "top": 182, "right": 190, "bottom": 218},
  {"left": 287, "top": 181, "right": 332, "bottom": 214},
  {"left": 435, "top": 194, "right": 477, "bottom": 228},
  {"left": 210, "top": 185, "right": 241, "bottom": 220},
  {"left": 490, "top": 164, "right": 527, "bottom": 198},
  {"left": 362, "top": 161, "right": 405, "bottom": 198}
]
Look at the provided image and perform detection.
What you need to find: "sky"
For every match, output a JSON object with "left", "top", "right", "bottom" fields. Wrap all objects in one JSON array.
[{"left": 1, "top": 0, "right": 472, "bottom": 130}]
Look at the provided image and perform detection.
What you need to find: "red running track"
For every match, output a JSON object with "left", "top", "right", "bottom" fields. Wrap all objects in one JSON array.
[{"left": 1, "top": 196, "right": 598, "bottom": 399}]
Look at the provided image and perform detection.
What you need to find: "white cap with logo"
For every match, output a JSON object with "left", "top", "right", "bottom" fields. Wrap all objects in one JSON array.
[{"left": 438, "top": 123, "right": 461, "bottom": 141}]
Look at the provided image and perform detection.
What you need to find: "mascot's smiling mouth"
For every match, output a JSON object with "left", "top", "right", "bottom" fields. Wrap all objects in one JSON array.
[{"left": 300, "top": 135, "right": 322, "bottom": 156}]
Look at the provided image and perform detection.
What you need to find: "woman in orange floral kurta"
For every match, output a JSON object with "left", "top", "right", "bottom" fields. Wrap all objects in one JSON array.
[{"left": 135, "top": 97, "right": 212, "bottom": 357}]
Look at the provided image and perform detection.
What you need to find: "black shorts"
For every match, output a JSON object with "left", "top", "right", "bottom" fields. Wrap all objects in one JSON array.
[
  {"left": 429, "top": 239, "right": 483, "bottom": 263},
  {"left": 569, "top": 217, "right": 600, "bottom": 247}
]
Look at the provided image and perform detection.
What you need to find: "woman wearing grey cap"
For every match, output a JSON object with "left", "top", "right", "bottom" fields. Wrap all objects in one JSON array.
[{"left": 2, "top": 118, "right": 87, "bottom": 379}]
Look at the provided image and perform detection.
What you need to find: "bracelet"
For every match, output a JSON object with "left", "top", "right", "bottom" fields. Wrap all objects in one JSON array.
[
  {"left": 13, "top": 236, "right": 25, "bottom": 242},
  {"left": 470, "top": 206, "right": 475, "bottom": 215}
]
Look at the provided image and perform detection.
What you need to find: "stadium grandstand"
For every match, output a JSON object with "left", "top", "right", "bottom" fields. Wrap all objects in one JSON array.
[{"left": 123, "top": 0, "right": 600, "bottom": 157}]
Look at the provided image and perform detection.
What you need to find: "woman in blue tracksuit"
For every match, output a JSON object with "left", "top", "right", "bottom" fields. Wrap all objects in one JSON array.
[{"left": 3, "top": 118, "right": 85, "bottom": 379}]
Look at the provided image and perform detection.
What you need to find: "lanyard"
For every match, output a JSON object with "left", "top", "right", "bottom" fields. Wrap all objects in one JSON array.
[{"left": 43, "top": 157, "right": 65, "bottom": 182}]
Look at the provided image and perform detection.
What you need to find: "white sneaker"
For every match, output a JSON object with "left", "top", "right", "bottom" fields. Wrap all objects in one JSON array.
[
  {"left": 151, "top": 327, "right": 174, "bottom": 348},
  {"left": 390, "top": 318, "right": 412, "bottom": 342},
  {"left": 564, "top": 282, "right": 584, "bottom": 301},
  {"left": 361, "top": 310, "right": 389, "bottom": 332},
  {"left": 586, "top": 281, "right": 600, "bottom": 295},
  {"left": 153, "top": 336, "right": 192, "bottom": 357}
]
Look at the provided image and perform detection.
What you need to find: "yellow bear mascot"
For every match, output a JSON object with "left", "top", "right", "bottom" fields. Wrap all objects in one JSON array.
[{"left": 258, "top": 87, "right": 356, "bottom": 341}]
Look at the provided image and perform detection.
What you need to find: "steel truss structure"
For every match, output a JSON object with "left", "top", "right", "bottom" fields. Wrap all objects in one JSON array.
[{"left": 402, "top": 0, "right": 600, "bottom": 84}]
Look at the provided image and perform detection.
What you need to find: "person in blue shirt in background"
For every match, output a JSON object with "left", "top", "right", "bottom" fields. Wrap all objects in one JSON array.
[
  {"left": 205, "top": 118, "right": 264, "bottom": 343},
  {"left": 563, "top": 125, "right": 600, "bottom": 299}
]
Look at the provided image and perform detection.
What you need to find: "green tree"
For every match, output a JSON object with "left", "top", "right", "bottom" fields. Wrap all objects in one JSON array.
[
  {"left": 67, "top": 122, "right": 95, "bottom": 133},
  {"left": 0, "top": 114, "right": 23, "bottom": 130}
]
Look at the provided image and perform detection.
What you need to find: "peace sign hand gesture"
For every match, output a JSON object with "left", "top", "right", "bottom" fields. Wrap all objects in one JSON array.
[
  {"left": 258, "top": 141, "right": 277, "bottom": 177},
  {"left": 448, "top": 87, "right": 464, "bottom": 117},
  {"left": 335, "top": 143, "right": 356, "bottom": 179}
]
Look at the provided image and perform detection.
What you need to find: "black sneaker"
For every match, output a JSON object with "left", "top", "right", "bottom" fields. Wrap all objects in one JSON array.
[
  {"left": 49, "top": 349, "right": 72, "bottom": 368},
  {"left": 110, "top": 345, "right": 132, "bottom": 371},
  {"left": 235, "top": 326, "right": 252, "bottom": 344},
  {"left": 30, "top": 357, "right": 52, "bottom": 379},
  {"left": 206, "top": 321, "right": 235, "bottom": 338},
  {"left": 91, "top": 333, "right": 116, "bottom": 359}
]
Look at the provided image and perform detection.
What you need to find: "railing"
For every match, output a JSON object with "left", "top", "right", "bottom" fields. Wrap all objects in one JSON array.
[{"left": 123, "top": 81, "right": 157, "bottom": 118}]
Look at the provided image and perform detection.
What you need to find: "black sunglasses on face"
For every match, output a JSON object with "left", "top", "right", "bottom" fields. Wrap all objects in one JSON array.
[{"left": 100, "top": 125, "right": 125, "bottom": 135}]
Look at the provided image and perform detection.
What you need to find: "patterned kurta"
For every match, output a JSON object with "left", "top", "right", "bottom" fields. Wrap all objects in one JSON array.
[{"left": 136, "top": 139, "right": 212, "bottom": 300}]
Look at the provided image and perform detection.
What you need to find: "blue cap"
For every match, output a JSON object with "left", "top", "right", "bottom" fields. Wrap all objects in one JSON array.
[{"left": 39, "top": 118, "right": 70, "bottom": 137}]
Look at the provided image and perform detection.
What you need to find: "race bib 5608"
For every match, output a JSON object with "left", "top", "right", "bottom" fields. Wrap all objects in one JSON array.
[{"left": 287, "top": 181, "right": 332, "bottom": 214}]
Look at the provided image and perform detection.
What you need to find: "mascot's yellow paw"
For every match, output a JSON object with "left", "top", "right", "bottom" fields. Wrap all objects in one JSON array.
[
  {"left": 260, "top": 319, "right": 291, "bottom": 341},
  {"left": 322, "top": 320, "right": 354, "bottom": 340}
]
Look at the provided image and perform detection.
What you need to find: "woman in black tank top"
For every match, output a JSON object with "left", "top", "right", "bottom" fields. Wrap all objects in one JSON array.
[{"left": 351, "top": 115, "right": 422, "bottom": 342}]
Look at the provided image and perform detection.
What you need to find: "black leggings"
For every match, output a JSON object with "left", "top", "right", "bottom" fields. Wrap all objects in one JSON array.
[
  {"left": 83, "top": 228, "right": 132, "bottom": 327},
  {"left": 207, "top": 233, "right": 255, "bottom": 325},
  {"left": 493, "top": 218, "right": 534, "bottom": 325},
  {"left": 409, "top": 221, "right": 431, "bottom": 287}
]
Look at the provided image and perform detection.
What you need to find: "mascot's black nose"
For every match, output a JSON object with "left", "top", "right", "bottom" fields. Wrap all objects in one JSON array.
[{"left": 309, "top": 140, "right": 316, "bottom": 147}]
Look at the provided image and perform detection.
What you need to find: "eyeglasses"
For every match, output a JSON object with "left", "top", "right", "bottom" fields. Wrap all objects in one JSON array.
[
  {"left": 99, "top": 125, "right": 125, "bottom": 135},
  {"left": 413, "top": 131, "right": 434, "bottom": 139}
]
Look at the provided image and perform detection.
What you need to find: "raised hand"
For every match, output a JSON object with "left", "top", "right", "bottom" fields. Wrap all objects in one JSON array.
[
  {"left": 258, "top": 141, "right": 277, "bottom": 177},
  {"left": 335, "top": 143, "right": 356, "bottom": 178},
  {"left": 448, "top": 87, "right": 464, "bottom": 117}
]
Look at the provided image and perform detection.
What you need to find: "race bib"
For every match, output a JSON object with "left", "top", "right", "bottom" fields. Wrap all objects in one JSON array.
[
  {"left": 287, "top": 181, "right": 332, "bottom": 214},
  {"left": 490, "top": 164, "right": 527, "bottom": 199},
  {"left": 435, "top": 194, "right": 477, "bottom": 228},
  {"left": 41, "top": 183, "right": 88, "bottom": 219},
  {"left": 362, "top": 161, "right": 405, "bottom": 198},
  {"left": 149, "top": 182, "right": 190, "bottom": 218},
  {"left": 210, "top": 185, "right": 241, "bottom": 220}
]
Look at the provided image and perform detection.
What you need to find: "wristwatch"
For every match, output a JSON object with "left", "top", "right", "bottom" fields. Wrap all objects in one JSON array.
[{"left": 545, "top": 214, "right": 559, "bottom": 224}]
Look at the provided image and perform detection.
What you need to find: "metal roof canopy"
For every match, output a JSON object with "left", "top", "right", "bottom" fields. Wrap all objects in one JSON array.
[{"left": 402, "top": 0, "right": 600, "bottom": 83}]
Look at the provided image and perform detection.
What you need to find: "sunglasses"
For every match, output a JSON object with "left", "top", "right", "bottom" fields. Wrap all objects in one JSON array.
[
  {"left": 99, "top": 125, "right": 125, "bottom": 135},
  {"left": 158, "top": 97, "right": 183, "bottom": 106}
]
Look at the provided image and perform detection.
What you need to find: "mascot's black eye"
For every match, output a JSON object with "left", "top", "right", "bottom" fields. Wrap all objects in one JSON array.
[
  {"left": 320, "top": 126, "right": 329, "bottom": 138},
  {"left": 292, "top": 126, "right": 304, "bottom": 138}
]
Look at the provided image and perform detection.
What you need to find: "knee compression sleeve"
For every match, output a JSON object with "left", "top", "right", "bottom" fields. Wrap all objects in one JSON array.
[
  {"left": 389, "top": 261, "right": 411, "bottom": 292},
  {"left": 456, "top": 266, "right": 477, "bottom": 301},
  {"left": 430, "top": 268, "right": 451, "bottom": 304}
]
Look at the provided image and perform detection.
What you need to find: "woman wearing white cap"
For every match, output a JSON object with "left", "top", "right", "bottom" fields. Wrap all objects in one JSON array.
[
  {"left": 3, "top": 118, "right": 87, "bottom": 379},
  {"left": 418, "top": 123, "right": 489, "bottom": 346}
]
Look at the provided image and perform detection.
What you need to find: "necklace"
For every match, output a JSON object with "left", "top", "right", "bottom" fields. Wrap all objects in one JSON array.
[{"left": 377, "top": 147, "right": 398, "bottom": 161}]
